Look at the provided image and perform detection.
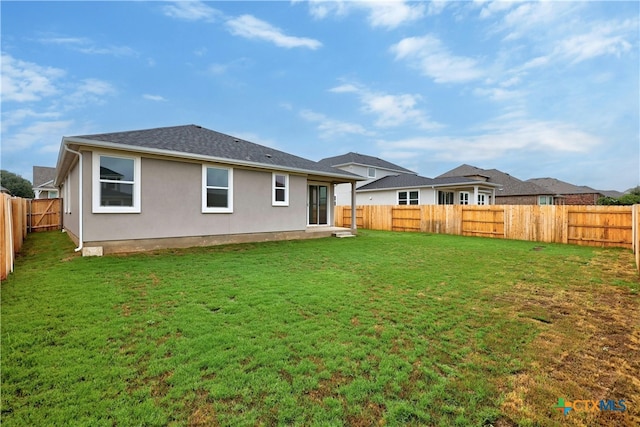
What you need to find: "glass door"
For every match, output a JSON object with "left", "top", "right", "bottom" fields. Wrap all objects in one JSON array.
[{"left": 308, "top": 185, "right": 328, "bottom": 225}]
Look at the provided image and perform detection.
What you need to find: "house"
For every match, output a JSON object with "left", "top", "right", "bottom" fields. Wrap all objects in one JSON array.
[
  {"left": 527, "top": 178, "right": 615, "bottom": 205},
  {"left": 437, "top": 164, "right": 555, "bottom": 205},
  {"left": 318, "top": 152, "right": 417, "bottom": 205},
  {"left": 319, "top": 154, "right": 500, "bottom": 205},
  {"left": 54, "top": 125, "right": 361, "bottom": 255},
  {"left": 32, "top": 166, "right": 58, "bottom": 199}
]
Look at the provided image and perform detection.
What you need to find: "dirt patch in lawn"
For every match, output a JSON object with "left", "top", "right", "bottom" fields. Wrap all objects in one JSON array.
[{"left": 498, "top": 249, "right": 640, "bottom": 426}]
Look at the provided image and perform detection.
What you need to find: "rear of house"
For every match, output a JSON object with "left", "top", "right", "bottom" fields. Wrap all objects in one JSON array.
[{"left": 55, "top": 125, "right": 360, "bottom": 255}]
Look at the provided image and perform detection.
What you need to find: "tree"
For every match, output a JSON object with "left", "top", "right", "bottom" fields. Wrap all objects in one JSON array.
[
  {"left": 597, "top": 187, "right": 640, "bottom": 205},
  {"left": 0, "top": 170, "right": 35, "bottom": 198}
]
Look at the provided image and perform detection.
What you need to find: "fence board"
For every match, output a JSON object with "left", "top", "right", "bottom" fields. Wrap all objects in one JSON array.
[
  {"left": 28, "top": 198, "right": 62, "bottom": 232},
  {"left": 336, "top": 204, "right": 635, "bottom": 251}
]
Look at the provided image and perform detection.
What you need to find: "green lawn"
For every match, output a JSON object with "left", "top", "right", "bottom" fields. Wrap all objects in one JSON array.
[{"left": 1, "top": 230, "right": 638, "bottom": 426}]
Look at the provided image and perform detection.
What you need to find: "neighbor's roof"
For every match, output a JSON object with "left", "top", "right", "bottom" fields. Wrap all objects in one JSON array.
[
  {"left": 357, "top": 173, "right": 501, "bottom": 191},
  {"left": 527, "top": 177, "right": 603, "bottom": 196},
  {"left": 318, "top": 152, "right": 416, "bottom": 175},
  {"left": 438, "top": 164, "right": 552, "bottom": 196},
  {"left": 33, "top": 166, "right": 56, "bottom": 188},
  {"left": 56, "top": 125, "right": 362, "bottom": 184}
]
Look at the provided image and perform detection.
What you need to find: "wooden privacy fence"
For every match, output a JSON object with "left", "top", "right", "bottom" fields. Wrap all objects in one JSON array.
[
  {"left": 337, "top": 204, "right": 639, "bottom": 256},
  {"left": 28, "top": 198, "right": 62, "bottom": 232},
  {"left": 1, "top": 193, "right": 28, "bottom": 281},
  {"left": 1, "top": 196, "right": 62, "bottom": 281}
]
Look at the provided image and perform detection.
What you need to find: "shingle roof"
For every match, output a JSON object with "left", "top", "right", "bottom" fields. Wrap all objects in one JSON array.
[
  {"left": 32, "top": 166, "right": 56, "bottom": 188},
  {"left": 67, "top": 125, "right": 360, "bottom": 180},
  {"left": 318, "top": 152, "right": 416, "bottom": 174},
  {"left": 527, "top": 178, "right": 602, "bottom": 195},
  {"left": 357, "top": 173, "right": 500, "bottom": 191},
  {"left": 437, "top": 164, "right": 551, "bottom": 196}
]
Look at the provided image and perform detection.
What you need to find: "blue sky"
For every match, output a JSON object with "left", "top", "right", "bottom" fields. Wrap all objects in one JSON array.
[{"left": 2, "top": 1, "right": 638, "bottom": 191}]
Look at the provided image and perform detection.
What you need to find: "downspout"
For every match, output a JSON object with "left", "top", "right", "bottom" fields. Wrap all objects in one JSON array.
[
  {"left": 351, "top": 180, "right": 357, "bottom": 232},
  {"left": 64, "top": 144, "right": 83, "bottom": 252}
]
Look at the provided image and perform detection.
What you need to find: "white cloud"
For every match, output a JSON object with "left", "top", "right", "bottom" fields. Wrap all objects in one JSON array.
[
  {"left": 306, "top": 0, "right": 425, "bottom": 29},
  {"left": 390, "top": 35, "right": 484, "bottom": 83},
  {"left": 330, "top": 82, "right": 441, "bottom": 130},
  {"left": 1, "top": 54, "right": 64, "bottom": 102},
  {"left": 300, "top": 109, "right": 374, "bottom": 139},
  {"left": 1, "top": 120, "right": 74, "bottom": 152},
  {"left": 62, "top": 78, "right": 116, "bottom": 109},
  {"left": 476, "top": 0, "right": 519, "bottom": 19},
  {"left": 142, "top": 94, "right": 166, "bottom": 102},
  {"left": 38, "top": 35, "right": 136, "bottom": 56},
  {"left": 226, "top": 15, "right": 322, "bottom": 50},
  {"left": 554, "top": 19, "right": 636, "bottom": 64},
  {"left": 1, "top": 109, "right": 61, "bottom": 133},
  {"left": 162, "top": 1, "right": 220, "bottom": 22},
  {"left": 307, "top": 0, "right": 349, "bottom": 20},
  {"left": 363, "top": 1, "right": 426, "bottom": 29},
  {"left": 376, "top": 118, "right": 602, "bottom": 162}
]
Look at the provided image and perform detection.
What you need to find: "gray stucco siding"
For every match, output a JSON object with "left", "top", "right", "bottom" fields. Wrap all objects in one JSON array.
[{"left": 83, "top": 153, "right": 309, "bottom": 242}]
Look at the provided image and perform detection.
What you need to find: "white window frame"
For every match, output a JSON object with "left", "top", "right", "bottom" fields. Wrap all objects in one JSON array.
[
  {"left": 459, "top": 191, "right": 470, "bottom": 205},
  {"left": 92, "top": 152, "right": 141, "bottom": 213},
  {"left": 367, "top": 167, "right": 376, "bottom": 178},
  {"left": 63, "top": 176, "right": 70, "bottom": 214},
  {"left": 202, "top": 165, "right": 233, "bottom": 213},
  {"left": 477, "top": 193, "right": 487, "bottom": 205},
  {"left": 539, "top": 196, "right": 553, "bottom": 205},
  {"left": 272, "top": 173, "right": 289, "bottom": 206},
  {"left": 398, "top": 190, "right": 419, "bottom": 205}
]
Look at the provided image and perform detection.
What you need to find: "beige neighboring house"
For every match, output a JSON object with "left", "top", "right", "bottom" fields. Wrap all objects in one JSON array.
[
  {"left": 54, "top": 125, "right": 361, "bottom": 255},
  {"left": 319, "top": 154, "right": 500, "bottom": 205},
  {"left": 32, "top": 166, "right": 58, "bottom": 199}
]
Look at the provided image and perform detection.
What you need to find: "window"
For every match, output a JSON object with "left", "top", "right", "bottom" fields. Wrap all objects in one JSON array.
[
  {"left": 92, "top": 152, "right": 141, "bottom": 213},
  {"left": 367, "top": 167, "right": 376, "bottom": 178},
  {"left": 63, "top": 177, "right": 70, "bottom": 214},
  {"left": 477, "top": 194, "right": 487, "bottom": 205},
  {"left": 438, "top": 191, "right": 454, "bottom": 205},
  {"left": 398, "top": 190, "right": 419, "bottom": 205},
  {"left": 459, "top": 192, "right": 470, "bottom": 205},
  {"left": 272, "top": 173, "right": 289, "bottom": 206},
  {"left": 539, "top": 196, "right": 553, "bottom": 205},
  {"left": 202, "top": 165, "right": 233, "bottom": 213}
]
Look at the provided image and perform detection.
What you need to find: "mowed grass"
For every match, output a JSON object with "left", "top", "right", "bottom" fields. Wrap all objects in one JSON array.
[{"left": 1, "top": 230, "right": 638, "bottom": 426}]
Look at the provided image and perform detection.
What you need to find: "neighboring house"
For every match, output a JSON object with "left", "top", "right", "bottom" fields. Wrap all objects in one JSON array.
[
  {"left": 32, "top": 166, "right": 58, "bottom": 199},
  {"left": 320, "top": 154, "right": 500, "bottom": 206},
  {"left": 54, "top": 125, "right": 361, "bottom": 255},
  {"left": 437, "top": 164, "right": 555, "bottom": 205},
  {"left": 527, "top": 177, "right": 614, "bottom": 205},
  {"left": 0, "top": 186, "right": 11, "bottom": 195},
  {"left": 318, "top": 152, "right": 417, "bottom": 205}
]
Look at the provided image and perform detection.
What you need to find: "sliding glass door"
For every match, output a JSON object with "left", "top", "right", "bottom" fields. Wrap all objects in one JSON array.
[{"left": 308, "top": 184, "right": 328, "bottom": 225}]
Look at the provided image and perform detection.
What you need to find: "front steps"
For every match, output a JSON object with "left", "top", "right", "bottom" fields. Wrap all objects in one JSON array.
[{"left": 332, "top": 231, "right": 356, "bottom": 238}]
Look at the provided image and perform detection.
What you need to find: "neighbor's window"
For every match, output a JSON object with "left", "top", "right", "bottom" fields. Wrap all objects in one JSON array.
[
  {"left": 272, "top": 173, "right": 289, "bottom": 206},
  {"left": 539, "top": 196, "right": 553, "bottom": 205},
  {"left": 202, "top": 165, "right": 233, "bottom": 213},
  {"left": 368, "top": 167, "right": 376, "bottom": 178},
  {"left": 92, "top": 152, "right": 141, "bottom": 213},
  {"left": 459, "top": 192, "right": 470, "bottom": 205},
  {"left": 398, "top": 190, "right": 419, "bottom": 205},
  {"left": 477, "top": 194, "right": 487, "bottom": 205},
  {"left": 438, "top": 191, "right": 454, "bottom": 205}
]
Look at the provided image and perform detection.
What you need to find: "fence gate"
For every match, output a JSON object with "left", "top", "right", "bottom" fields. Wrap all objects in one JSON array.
[{"left": 28, "top": 198, "right": 62, "bottom": 232}]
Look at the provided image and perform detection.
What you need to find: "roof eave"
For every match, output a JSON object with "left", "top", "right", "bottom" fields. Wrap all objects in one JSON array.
[{"left": 57, "top": 137, "right": 363, "bottom": 183}]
